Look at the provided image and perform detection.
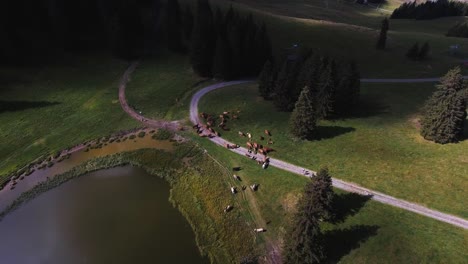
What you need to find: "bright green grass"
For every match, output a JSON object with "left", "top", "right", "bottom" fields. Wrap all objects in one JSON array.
[
  {"left": 188, "top": 135, "right": 468, "bottom": 263},
  {"left": 198, "top": 82, "right": 468, "bottom": 218}
]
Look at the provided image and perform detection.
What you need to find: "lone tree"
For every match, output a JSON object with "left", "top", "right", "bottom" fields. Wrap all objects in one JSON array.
[
  {"left": 420, "top": 67, "right": 467, "bottom": 144},
  {"left": 290, "top": 86, "right": 318, "bottom": 139},
  {"left": 376, "top": 17, "right": 389, "bottom": 49},
  {"left": 282, "top": 168, "right": 333, "bottom": 263},
  {"left": 258, "top": 60, "right": 275, "bottom": 99},
  {"left": 310, "top": 168, "right": 334, "bottom": 221}
]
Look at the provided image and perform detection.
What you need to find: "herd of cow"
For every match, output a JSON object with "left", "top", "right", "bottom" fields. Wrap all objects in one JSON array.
[{"left": 193, "top": 110, "right": 276, "bottom": 233}]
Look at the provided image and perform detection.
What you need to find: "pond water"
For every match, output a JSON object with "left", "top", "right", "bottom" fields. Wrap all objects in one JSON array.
[{"left": 0, "top": 166, "right": 208, "bottom": 264}]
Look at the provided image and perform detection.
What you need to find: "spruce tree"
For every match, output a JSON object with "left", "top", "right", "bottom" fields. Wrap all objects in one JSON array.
[
  {"left": 376, "top": 17, "right": 389, "bottom": 50},
  {"left": 335, "top": 60, "right": 360, "bottom": 115},
  {"left": 273, "top": 59, "right": 292, "bottom": 111},
  {"left": 310, "top": 168, "right": 334, "bottom": 220},
  {"left": 166, "top": 0, "right": 184, "bottom": 52},
  {"left": 316, "top": 59, "right": 338, "bottom": 119},
  {"left": 212, "top": 35, "right": 231, "bottom": 80},
  {"left": 182, "top": 6, "right": 194, "bottom": 42},
  {"left": 420, "top": 67, "right": 467, "bottom": 144},
  {"left": 258, "top": 60, "right": 275, "bottom": 99},
  {"left": 283, "top": 173, "right": 325, "bottom": 264},
  {"left": 406, "top": 42, "right": 419, "bottom": 59},
  {"left": 190, "top": 0, "right": 215, "bottom": 77},
  {"left": 290, "top": 86, "right": 318, "bottom": 139},
  {"left": 418, "top": 41, "right": 430, "bottom": 60}
]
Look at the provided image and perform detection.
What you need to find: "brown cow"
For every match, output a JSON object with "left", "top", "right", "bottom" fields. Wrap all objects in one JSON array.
[
  {"left": 246, "top": 142, "right": 253, "bottom": 149},
  {"left": 223, "top": 111, "right": 229, "bottom": 115},
  {"left": 253, "top": 142, "right": 259, "bottom": 149},
  {"left": 264, "top": 130, "right": 271, "bottom": 136},
  {"left": 264, "top": 147, "right": 274, "bottom": 152},
  {"left": 259, "top": 136, "right": 264, "bottom": 140},
  {"left": 238, "top": 131, "right": 246, "bottom": 137},
  {"left": 258, "top": 149, "right": 265, "bottom": 155},
  {"left": 268, "top": 138, "right": 274, "bottom": 145}
]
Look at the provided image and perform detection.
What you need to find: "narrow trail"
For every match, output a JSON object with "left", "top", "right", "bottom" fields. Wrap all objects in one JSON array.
[
  {"left": 188, "top": 80, "right": 468, "bottom": 230},
  {"left": 119, "top": 62, "right": 180, "bottom": 131}
]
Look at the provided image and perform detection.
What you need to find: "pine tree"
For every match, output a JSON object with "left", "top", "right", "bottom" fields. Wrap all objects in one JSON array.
[
  {"left": 212, "top": 35, "right": 231, "bottom": 80},
  {"left": 282, "top": 172, "right": 325, "bottom": 264},
  {"left": 316, "top": 59, "right": 338, "bottom": 119},
  {"left": 258, "top": 60, "right": 275, "bottom": 99},
  {"left": 310, "top": 168, "right": 334, "bottom": 220},
  {"left": 420, "top": 67, "right": 467, "bottom": 144},
  {"left": 406, "top": 42, "right": 419, "bottom": 59},
  {"left": 227, "top": 17, "right": 243, "bottom": 78},
  {"left": 166, "top": 0, "right": 184, "bottom": 52},
  {"left": 290, "top": 86, "right": 318, "bottom": 139},
  {"left": 376, "top": 17, "right": 389, "bottom": 50},
  {"left": 190, "top": 0, "right": 215, "bottom": 77},
  {"left": 335, "top": 60, "right": 361, "bottom": 115},
  {"left": 418, "top": 41, "right": 430, "bottom": 60},
  {"left": 273, "top": 59, "right": 292, "bottom": 111}
]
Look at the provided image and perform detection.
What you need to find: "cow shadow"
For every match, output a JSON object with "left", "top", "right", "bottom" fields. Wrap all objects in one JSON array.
[
  {"left": 323, "top": 225, "right": 380, "bottom": 263},
  {"left": 313, "top": 126, "right": 355, "bottom": 140},
  {"left": 329, "top": 193, "right": 372, "bottom": 224},
  {"left": 0, "top": 100, "right": 61, "bottom": 113}
]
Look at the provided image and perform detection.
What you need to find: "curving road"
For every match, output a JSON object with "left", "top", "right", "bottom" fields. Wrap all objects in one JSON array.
[{"left": 188, "top": 80, "right": 468, "bottom": 230}]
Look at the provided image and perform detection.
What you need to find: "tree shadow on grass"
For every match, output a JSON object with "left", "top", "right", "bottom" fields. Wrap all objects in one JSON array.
[
  {"left": 329, "top": 193, "right": 372, "bottom": 224},
  {"left": 0, "top": 100, "right": 61, "bottom": 113},
  {"left": 314, "top": 126, "right": 356, "bottom": 140},
  {"left": 323, "top": 225, "right": 380, "bottom": 264}
]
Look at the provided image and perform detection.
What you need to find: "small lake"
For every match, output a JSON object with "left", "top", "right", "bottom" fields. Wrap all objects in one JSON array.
[{"left": 0, "top": 166, "right": 208, "bottom": 264}]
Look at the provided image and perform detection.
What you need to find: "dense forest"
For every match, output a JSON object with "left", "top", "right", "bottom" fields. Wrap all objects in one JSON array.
[{"left": 391, "top": 0, "right": 468, "bottom": 20}]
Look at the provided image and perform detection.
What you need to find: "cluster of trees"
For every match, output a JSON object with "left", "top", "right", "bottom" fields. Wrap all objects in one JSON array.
[
  {"left": 282, "top": 168, "right": 334, "bottom": 263},
  {"left": 446, "top": 21, "right": 468, "bottom": 38},
  {"left": 406, "top": 42, "right": 430, "bottom": 60},
  {"left": 420, "top": 67, "right": 467, "bottom": 144},
  {"left": 0, "top": 0, "right": 162, "bottom": 63},
  {"left": 188, "top": 0, "right": 272, "bottom": 78},
  {"left": 391, "top": 0, "right": 468, "bottom": 20},
  {"left": 258, "top": 52, "right": 360, "bottom": 139}
]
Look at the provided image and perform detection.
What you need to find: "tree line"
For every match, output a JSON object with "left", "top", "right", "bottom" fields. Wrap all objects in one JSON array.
[
  {"left": 391, "top": 0, "right": 468, "bottom": 20},
  {"left": 446, "top": 21, "right": 468, "bottom": 38},
  {"left": 188, "top": 0, "right": 273, "bottom": 78},
  {"left": 258, "top": 52, "right": 360, "bottom": 140}
]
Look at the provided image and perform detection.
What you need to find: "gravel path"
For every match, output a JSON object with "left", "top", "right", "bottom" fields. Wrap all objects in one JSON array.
[{"left": 188, "top": 80, "right": 468, "bottom": 230}]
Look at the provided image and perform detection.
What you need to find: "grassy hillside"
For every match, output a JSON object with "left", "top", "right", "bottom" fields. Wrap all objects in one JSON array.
[
  {"left": 189, "top": 135, "right": 468, "bottom": 263},
  {"left": 198, "top": 82, "right": 468, "bottom": 218}
]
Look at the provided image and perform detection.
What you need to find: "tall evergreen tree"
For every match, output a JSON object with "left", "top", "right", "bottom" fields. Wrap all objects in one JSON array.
[
  {"left": 212, "top": 35, "right": 231, "bottom": 80},
  {"left": 273, "top": 59, "right": 292, "bottom": 111},
  {"left": 310, "top": 168, "right": 334, "bottom": 220},
  {"left": 258, "top": 60, "right": 275, "bottom": 99},
  {"left": 335, "top": 60, "right": 361, "bottom": 115},
  {"left": 376, "top": 17, "right": 389, "bottom": 50},
  {"left": 290, "top": 86, "right": 318, "bottom": 139},
  {"left": 165, "top": 0, "right": 184, "bottom": 52},
  {"left": 420, "top": 67, "right": 467, "bottom": 144},
  {"left": 190, "top": 0, "right": 215, "bottom": 77},
  {"left": 282, "top": 172, "right": 325, "bottom": 264},
  {"left": 316, "top": 59, "right": 338, "bottom": 118}
]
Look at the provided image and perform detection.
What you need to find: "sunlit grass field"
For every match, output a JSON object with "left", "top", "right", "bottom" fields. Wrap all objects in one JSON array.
[{"left": 198, "top": 82, "right": 468, "bottom": 218}]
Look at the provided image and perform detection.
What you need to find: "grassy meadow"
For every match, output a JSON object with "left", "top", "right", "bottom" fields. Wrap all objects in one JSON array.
[
  {"left": 198, "top": 82, "right": 468, "bottom": 218},
  {"left": 188, "top": 135, "right": 468, "bottom": 263}
]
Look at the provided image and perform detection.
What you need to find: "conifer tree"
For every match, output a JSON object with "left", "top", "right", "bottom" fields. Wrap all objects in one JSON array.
[
  {"left": 420, "top": 67, "right": 467, "bottom": 144},
  {"left": 212, "top": 35, "right": 231, "bottom": 80},
  {"left": 376, "top": 17, "right": 389, "bottom": 49},
  {"left": 290, "top": 86, "right": 318, "bottom": 139},
  {"left": 166, "top": 0, "right": 184, "bottom": 52},
  {"left": 310, "top": 168, "right": 334, "bottom": 220},
  {"left": 418, "top": 41, "right": 430, "bottom": 60},
  {"left": 182, "top": 6, "right": 194, "bottom": 42},
  {"left": 190, "top": 0, "right": 215, "bottom": 77},
  {"left": 273, "top": 59, "right": 292, "bottom": 111},
  {"left": 406, "top": 42, "right": 419, "bottom": 59},
  {"left": 335, "top": 60, "right": 360, "bottom": 115},
  {"left": 316, "top": 59, "right": 338, "bottom": 118},
  {"left": 258, "top": 60, "right": 275, "bottom": 99},
  {"left": 282, "top": 172, "right": 325, "bottom": 264}
]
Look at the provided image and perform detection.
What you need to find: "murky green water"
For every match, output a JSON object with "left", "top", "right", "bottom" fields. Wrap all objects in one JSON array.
[{"left": 0, "top": 166, "right": 208, "bottom": 264}]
